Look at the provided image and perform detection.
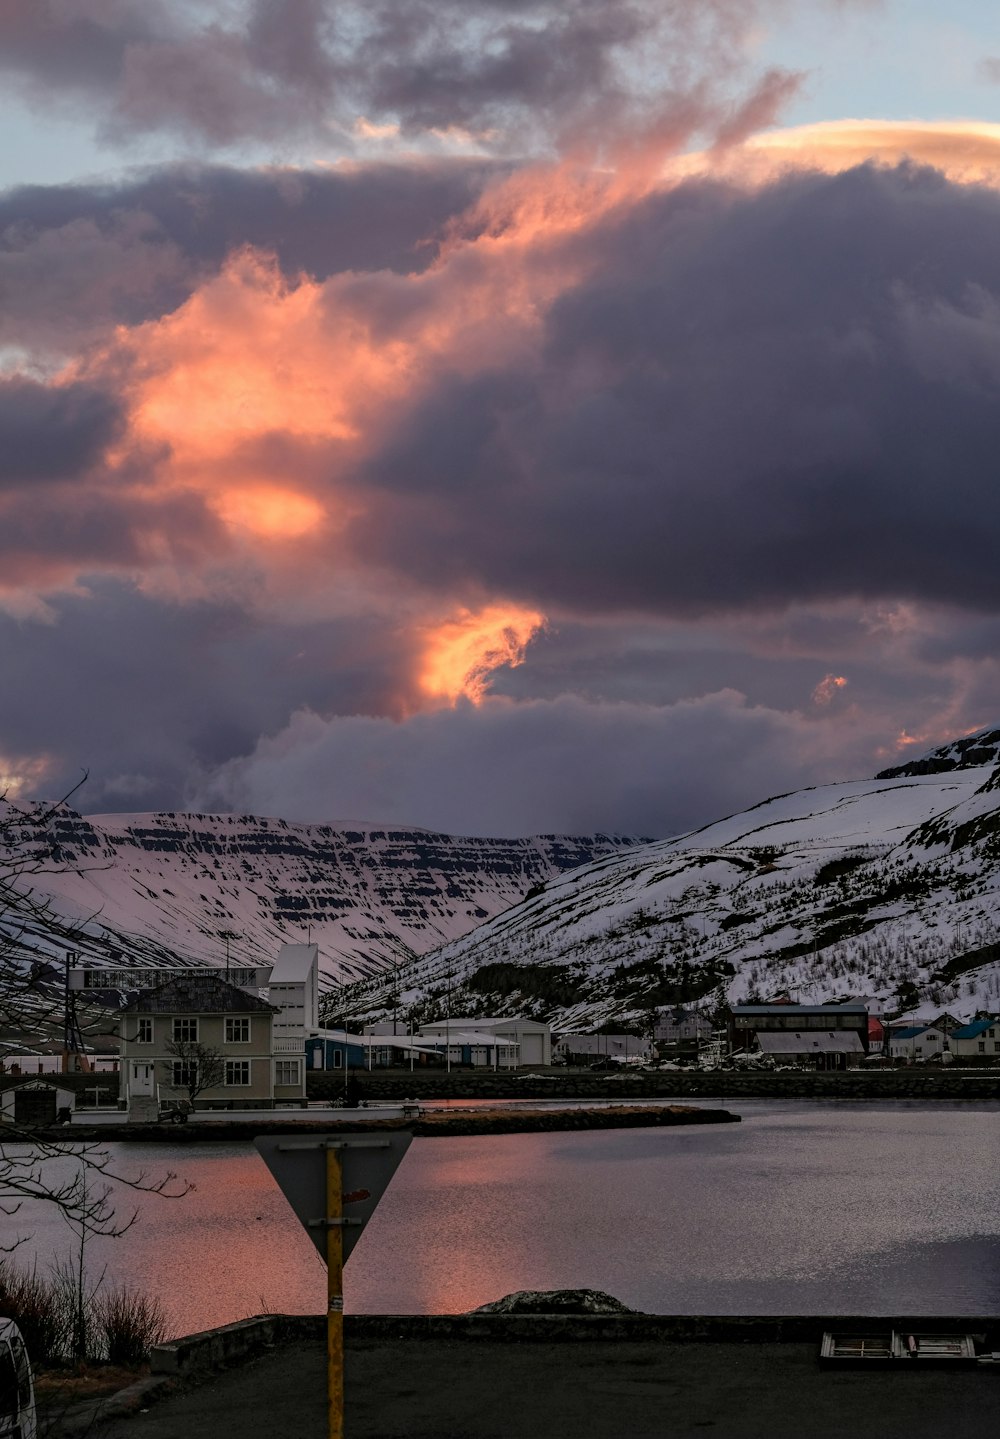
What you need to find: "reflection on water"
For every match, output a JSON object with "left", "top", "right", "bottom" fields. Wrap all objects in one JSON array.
[{"left": 10, "top": 1101, "right": 1000, "bottom": 1335}]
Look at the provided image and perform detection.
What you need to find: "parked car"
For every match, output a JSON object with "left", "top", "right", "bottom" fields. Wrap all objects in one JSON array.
[
  {"left": 0, "top": 1319, "right": 36, "bottom": 1439},
  {"left": 157, "top": 1097, "right": 193, "bottom": 1123}
]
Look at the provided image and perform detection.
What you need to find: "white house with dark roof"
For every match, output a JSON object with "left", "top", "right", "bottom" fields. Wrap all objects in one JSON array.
[
  {"left": 887, "top": 1024, "right": 948, "bottom": 1060},
  {"left": 949, "top": 1017, "right": 1000, "bottom": 1060}
]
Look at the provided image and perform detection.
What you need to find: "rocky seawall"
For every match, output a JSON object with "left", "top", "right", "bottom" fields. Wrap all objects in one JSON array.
[{"left": 308, "top": 1068, "right": 1000, "bottom": 1102}]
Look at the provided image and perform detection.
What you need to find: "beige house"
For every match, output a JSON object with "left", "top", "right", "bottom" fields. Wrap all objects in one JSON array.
[{"left": 119, "top": 974, "right": 279, "bottom": 1114}]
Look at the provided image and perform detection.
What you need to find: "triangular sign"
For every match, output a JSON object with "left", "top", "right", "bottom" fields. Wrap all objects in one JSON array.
[{"left": 255, "top": 1130, "right": 412, "bottom": 1264}]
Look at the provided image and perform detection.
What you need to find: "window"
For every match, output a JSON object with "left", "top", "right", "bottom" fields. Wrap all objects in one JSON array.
[
  {"left": 172, "top": 1060, "right": 198, "bottom": 1088},
  {"left": 995, "top": 1042, "right": 1000, "bottom": 1052},
  {"left": 332, "top": 1050, "right": 343, "bottom": 1068},
  {"left": 136, "top": 1017, "right": 152, "bottom": 1043},
  {"left": 225, "top": 1060, "right": 250, "bottom": 1086},
  {"left": 978, "top": 1042, "right": 986, "bottom": 1053},
  {"left": 225, "top": 1017, "right": 250, "bottom": 1043},
  {"left": 172, "top": 1017, "right": 198, "bottom": 1042},
  {"left": 275, "top": 1059, "right": 301, "bottom": 1087}
]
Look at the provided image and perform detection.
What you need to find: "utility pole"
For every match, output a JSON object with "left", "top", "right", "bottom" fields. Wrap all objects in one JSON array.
[
  {"left": 445, "top": 971, "right": 451, "bottom": 1074},
  {"left": 220, "top": 929, "right": 237, "bottom": 978}
]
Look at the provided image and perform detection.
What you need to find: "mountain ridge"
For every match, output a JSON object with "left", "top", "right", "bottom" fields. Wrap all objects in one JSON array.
[
  {"left": 339, "top": 747, "right": 1000, "bottom": 1029},
  {"left": 0, "top": 803, "right": 649, "bottom": 987}
]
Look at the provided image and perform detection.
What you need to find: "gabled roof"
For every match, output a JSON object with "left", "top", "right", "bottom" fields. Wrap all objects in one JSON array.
[
  {"left": 889, "top": 1025, "right": 930, "bottom": 1039},
  {"left": 757, "top": 1031, "right": 864, "bottom": 1054},
  {"left": 951, "top": 1019, "right": 998, "bottom": 1039},
  {"left": 270, "top": 943, "right": 318, "bottom": 983},
  {"left": 123, "top": 974, "right": 274, "bottom": 1014}
]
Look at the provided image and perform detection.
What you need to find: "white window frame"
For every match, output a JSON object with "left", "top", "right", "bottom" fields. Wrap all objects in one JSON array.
[
  {"left": 225, "top": 1016, "right": 250, "bottom": 1044},
  {"left": 136, "top": 1017, "right": 153, "bottom": 1044},
  {"left": 172, "top": 1060, "right": 198, "bottom": 1089},
  {"left": 225, "top": 1060, "right": 251, "bottom": 1087},
  {"left": 172, "top": 1017, "right": 199, "bottom": 1043},
  {"left": 275, "top": 1059, "right": 301, "bottom": 1087}
]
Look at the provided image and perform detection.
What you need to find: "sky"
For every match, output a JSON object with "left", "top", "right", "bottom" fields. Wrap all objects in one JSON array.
[{"left": 4, "top": 0, "right": 1000, "bottom": 839}]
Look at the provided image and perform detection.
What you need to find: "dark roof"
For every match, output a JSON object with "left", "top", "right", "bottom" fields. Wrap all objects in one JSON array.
[
  {"left": 123, "top": 974, "right": 274, "bottom": 1015},
  {"left": 952, "top": 1019, "right": 997, "bottom": 1039},
  {"left": 731, "top": 1004, "right": 867, "bottom": 1016}
]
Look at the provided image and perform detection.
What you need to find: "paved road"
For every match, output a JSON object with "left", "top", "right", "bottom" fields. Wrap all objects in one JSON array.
[{"left": 95, "top": 1336, "right": 998, "bottom": 1439}]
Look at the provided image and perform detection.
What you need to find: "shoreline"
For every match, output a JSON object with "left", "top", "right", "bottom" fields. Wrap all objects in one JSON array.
[{"left": 33, "top": 1102, "right": 739, "bottom": 1144}]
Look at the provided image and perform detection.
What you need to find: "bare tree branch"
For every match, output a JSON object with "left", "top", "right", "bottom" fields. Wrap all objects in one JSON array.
[
  {"left": 163, "top": 1040, "right": 226, "bottom": 1106},
  {"left": 1, "top": 785, "right": 191, "bottom": 1246}
]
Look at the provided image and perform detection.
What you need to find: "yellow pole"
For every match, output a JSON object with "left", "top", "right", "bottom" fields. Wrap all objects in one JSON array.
[{"left": 326, "top": 1143, "right": 344, "bottom": 1439}]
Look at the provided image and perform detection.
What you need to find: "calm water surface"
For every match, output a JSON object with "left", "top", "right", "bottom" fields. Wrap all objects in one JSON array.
[{"left": 11, "top": 1100, "right": 1000, "bottom": 1336}]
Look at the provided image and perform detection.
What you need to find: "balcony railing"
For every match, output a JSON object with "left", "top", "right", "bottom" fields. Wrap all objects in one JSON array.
[{"left": 272, "top": 1036, "right": 305, "bottom": 1054}]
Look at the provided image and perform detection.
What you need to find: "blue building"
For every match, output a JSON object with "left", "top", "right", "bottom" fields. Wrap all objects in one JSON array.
[{"left": 307, "top": 1031, "right": 367, "bottom": 1070}]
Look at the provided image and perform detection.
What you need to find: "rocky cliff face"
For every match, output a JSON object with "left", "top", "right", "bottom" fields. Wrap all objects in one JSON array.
[{"left": 0, "top": 804, "right": 647, "bottom": 985}]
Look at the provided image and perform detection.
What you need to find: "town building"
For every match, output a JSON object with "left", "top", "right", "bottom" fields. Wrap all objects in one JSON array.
[
  {"left": 119, "top": 974, "right": 277, "bottom": 1116},
  {"left": 417, "top": 1016, "right": 550, "bottom": 1066},
  {"left": 307, "top": 1030, "right": 370, "bottom": 1071},
  {"left": 365, "top": 1020, "right": 522, "bottom": 1068},
  {"left": 886, "top": 1024, "right": 949, "bottom": 1060},
  {"left": 654, "top": 1007, "right": 713, "bottom": 1045},
  {"left": 0, "top": 1079, "right": 75, "bottom": 1125},
  {"left": 728, "top": 1003, "right": 868, "bottom": 1069},
  {"left": 949, "top": 1018, "right": 1000, "bottom": 1060},
  {"left": 266, "top": 942, "right": 317, "bottom": 1101},
  {"left": 554, "top": 1033, "right": 654, "bottom": 1064}
]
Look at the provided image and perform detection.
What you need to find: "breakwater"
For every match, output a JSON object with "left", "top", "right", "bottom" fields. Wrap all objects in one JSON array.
[
  {"left": 308, "top": 1067, "right": 1000, "bottom": 1102},
  {"left": 44, "top": 1102, "right": 738, "bottom": 1143}
]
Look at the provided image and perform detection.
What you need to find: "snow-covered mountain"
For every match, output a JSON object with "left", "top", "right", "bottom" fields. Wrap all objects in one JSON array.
[
  {"left": 341, "top": 732, "right": 1000, "bottom": 1029},
  {"left": 0, "top": 805, "right": 647, "bottom": 987}
]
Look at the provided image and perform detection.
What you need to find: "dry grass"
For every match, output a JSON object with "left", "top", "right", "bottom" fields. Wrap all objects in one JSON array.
[{"left": 34, "top": 1362, "right": 146, "bottom": 1404}]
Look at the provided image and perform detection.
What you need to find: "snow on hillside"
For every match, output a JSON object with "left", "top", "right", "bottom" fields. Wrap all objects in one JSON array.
[
  {"left": 0, "top": 804, "right": 647, "bottom": 987},
  {"left": 341, "top": 759, "right": 1000, "bottom": 1029}
]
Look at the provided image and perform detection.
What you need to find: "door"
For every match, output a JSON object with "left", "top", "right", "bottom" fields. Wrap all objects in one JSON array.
[{"left": 131, "top": 1062, "right": 155, "bottom": 1096}]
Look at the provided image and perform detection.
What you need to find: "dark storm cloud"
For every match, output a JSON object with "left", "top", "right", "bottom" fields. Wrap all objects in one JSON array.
[
  {"left": 0, "top": 490, "right": 221, "bottom": 580},
  {"left": 353, "top": 161, "right": 1000, "bottom": 619},
  {"left": 0, "top": 160, "right": 499, "bottom": 350},
  {"left": 0, "top": 2, "right": 807, "bottom": 153},
  {"left": 0, "top": 580, "right": 414, "bottom": 814},
  {"left": 0, "top": 377, "right": 123, "bottom": 485}
]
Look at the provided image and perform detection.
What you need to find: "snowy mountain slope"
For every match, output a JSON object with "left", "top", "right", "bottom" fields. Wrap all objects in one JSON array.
[
  {"left": 0, "top": 804, "right": 647, "bottom": 987},
  {"left": 341, "top": 744, "right": 1000, "bottom": 1029}
]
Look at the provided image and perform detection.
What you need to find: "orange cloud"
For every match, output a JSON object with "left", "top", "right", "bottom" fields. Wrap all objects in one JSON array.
[
  {"left": 812, "top": 673, "right": 848, "bottom": 706},
  {"left": 211, "top": 485, "right": 325, "bottom": 541},
  {"left": 673, "top": 120, "right": 1000, "bottom": 188},
  {"left": 419, "top": 605, "right": 546, "bottom": 704}
]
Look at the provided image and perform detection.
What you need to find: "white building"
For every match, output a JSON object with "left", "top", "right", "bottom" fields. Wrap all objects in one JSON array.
[
  {"left": 887, "top": 1024, "right": 949, "bottom": 1059},
  {"left": 266, "top": 943, "right": 318, "bottom": 1100},
  {"left": 416, "top": 1016, "right": 551, "bottom": 1066}
]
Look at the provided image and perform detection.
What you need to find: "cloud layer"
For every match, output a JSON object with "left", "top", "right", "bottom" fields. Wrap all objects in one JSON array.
[
  {"left": 4, "top": 5, "right": 1000, "bottom": 835},
  {"left": 0, "top": 2, "right": 836, "bottom": 159}
]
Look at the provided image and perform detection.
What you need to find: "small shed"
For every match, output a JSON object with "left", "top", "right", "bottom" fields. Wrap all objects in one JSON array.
[{"left": 0, "top": 1080, "right": 75, "bottom": 1126}]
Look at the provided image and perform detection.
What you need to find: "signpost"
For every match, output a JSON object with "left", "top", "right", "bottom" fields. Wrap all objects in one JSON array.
[{"left": 255, "top": 1131, "right": 412, "bottom": 1439}]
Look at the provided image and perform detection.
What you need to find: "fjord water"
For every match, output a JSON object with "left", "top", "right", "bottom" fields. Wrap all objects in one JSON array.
[{"left": 14, "top": 1101, "right": 1000, "bottom": 1336}]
